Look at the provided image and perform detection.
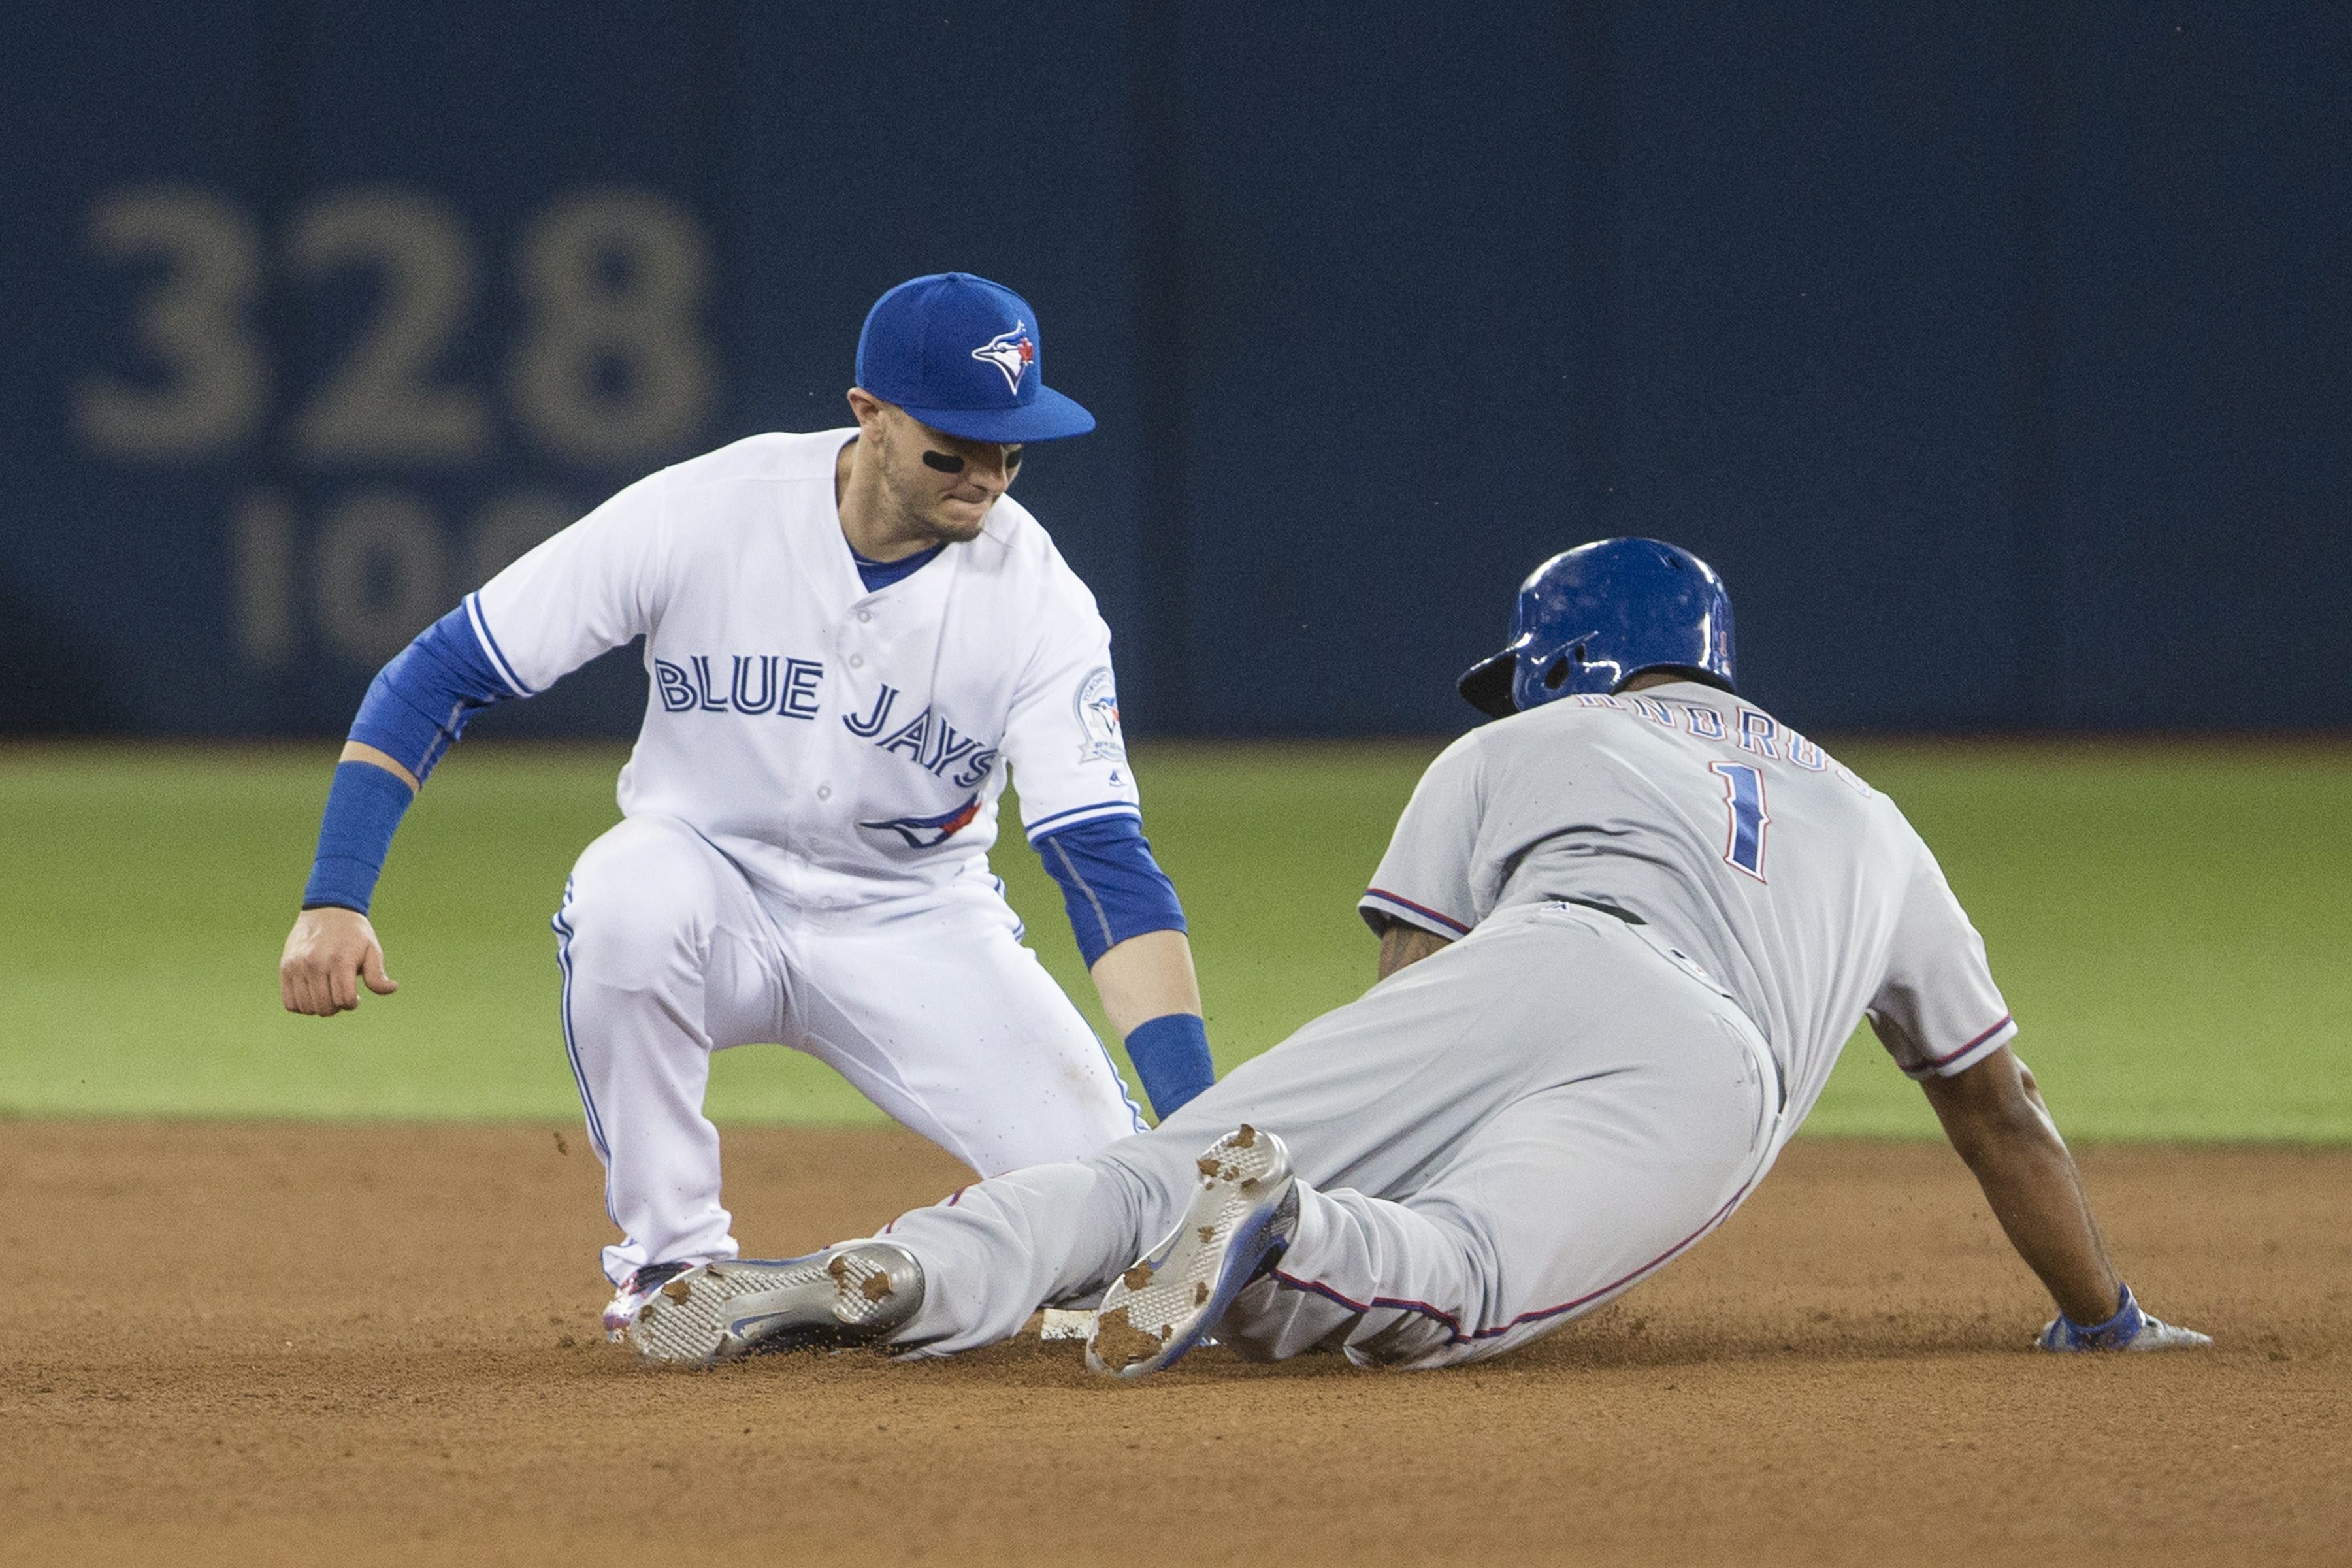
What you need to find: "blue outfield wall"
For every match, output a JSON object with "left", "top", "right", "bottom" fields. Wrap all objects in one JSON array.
[{"left": 3, "top": 3, "right": 2346, "bottom": 739}]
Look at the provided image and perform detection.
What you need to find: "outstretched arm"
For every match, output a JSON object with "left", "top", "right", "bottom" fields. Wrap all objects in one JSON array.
[
  {"left": 279, "top": 743, "right": 414, "bottom": 1015},
  {"left": 278, "top": 608, "right": 520, "bottom": 1017},
  {"left": 1036, "top": 817, "right": 1215, "bottom": 1117},
  {"left": 1918, "top": 1045, "right": 2121, "bottom": 1325},
  {"left": 280, "top": 470, "right": 663, "bottom": 1016}
]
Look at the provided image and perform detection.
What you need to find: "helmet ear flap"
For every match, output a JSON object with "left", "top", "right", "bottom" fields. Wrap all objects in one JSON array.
[
  {"left": 1458, "top": 538, "right": 1735, "bottom": 719},
  {"left": 1455, "top": 652, "right": 1520, "bottom": 719}
]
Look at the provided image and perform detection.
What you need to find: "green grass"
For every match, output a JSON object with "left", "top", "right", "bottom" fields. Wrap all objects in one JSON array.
[{"left": 2, "top": 739, "right": 2345, "bottom": 1139}]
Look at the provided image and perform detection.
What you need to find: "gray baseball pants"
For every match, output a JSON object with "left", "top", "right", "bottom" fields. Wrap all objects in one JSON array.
[{"left": 883, "top": 901, "right": 1787, "bottom": 1369}]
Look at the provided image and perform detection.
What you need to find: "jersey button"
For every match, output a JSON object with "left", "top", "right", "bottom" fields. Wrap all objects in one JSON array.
[
  {"left": 849, "top": 655, "right": 864, "bottom": 668},
  {"left": 816, "top": 785, "right": 832, "bottom": 800},
  {"left": 857, "top": 610, "right": 873, "bottom": 623}
]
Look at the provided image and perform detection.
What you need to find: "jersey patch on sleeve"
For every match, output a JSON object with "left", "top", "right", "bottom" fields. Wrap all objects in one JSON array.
[{"left": 1074, "top": 666, "right": 1125, "bottom": 763}]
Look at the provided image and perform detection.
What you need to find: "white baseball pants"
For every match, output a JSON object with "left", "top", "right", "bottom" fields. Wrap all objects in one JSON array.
[
  {"left": 881, "top": 902, "right": 1786, "bottom": 1369},
  {"left": 555, "top": 813, "right": 1143, "bottom": 1286}
]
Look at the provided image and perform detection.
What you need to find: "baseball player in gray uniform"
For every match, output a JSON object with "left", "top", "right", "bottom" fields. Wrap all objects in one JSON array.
[{"left": 615, "top": 538, "right": 2210, "bottom": 1373}]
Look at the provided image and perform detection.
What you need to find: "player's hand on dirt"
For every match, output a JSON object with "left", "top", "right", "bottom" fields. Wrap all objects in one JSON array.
[{"left": 279, "top": 906, "right": 399, "bottom": 1016}]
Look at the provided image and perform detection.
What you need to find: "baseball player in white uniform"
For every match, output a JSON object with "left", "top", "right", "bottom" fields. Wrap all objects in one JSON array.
[
  {"left": 612, "top": 538, "right": 2210, "bottom": 1373},
  {"left": 278, "top": 273, "right": 1217, "bottom": 1335}
]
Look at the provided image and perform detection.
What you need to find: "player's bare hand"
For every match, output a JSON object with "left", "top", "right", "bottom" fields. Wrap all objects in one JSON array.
[{"left": 279, "top": 906, "right": 399, "bottom": 1016}]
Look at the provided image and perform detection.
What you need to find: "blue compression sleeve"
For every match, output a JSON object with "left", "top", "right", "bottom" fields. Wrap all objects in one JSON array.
[
  {"left": 1124, "top": 1012, "right": 1215, "bottom": 1118},
  {"left": 346, "top": 605, "right": 517, "bottom": 782},
  {"left": 302, "top": 762, "right": 416, "bottom": 913},
  {"left": 1035, "top": 814, "right": 1188, "bottom": 968},
  {"left": 303, "top": 605, "right": 519, "bottom": 912}
]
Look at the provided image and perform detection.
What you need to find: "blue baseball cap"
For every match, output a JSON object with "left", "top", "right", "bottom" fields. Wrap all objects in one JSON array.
[{"left": 854, "top": 272, "right": 1096, "bottom": 443}]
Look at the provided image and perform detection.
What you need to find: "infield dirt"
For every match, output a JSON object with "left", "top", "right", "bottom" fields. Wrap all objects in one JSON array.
[{"left": 3, "top": 1122, "right": 2345, "bottom": 1566}]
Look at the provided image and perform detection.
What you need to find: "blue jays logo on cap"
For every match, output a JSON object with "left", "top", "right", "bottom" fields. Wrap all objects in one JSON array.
[
  {"left": 855, "top": 273, "right": 1095, "bottom": 444},
  {"left": 972, "top": 323, "right": 1037, "bottom": 395}
]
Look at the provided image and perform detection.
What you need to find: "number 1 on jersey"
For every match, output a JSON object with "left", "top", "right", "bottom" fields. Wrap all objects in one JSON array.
[{"left": 1708, "top": 761, "right": 1770, "bottom": 881}]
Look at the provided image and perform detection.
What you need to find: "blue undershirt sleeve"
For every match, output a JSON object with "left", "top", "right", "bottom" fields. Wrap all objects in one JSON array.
[
  {"left": 1035, "top": 815, "right": 1188, "bottom": 967},
  {"left": 1036, "top": 816, "right": 1209, "bottom": 1119},
  {"left": 347, "top": 605, "right": 519, "bottom": 781},
  {"left": 302, "top": 606, "right": 519, "bottom": 913}
]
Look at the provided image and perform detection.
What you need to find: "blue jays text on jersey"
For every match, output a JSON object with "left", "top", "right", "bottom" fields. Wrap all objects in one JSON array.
[
  {"left": 653, "top": 655, "right": 1000, "bottom": 792},
  {"left": 465, "top": 429, "right": 1145, "bottom": 913}
]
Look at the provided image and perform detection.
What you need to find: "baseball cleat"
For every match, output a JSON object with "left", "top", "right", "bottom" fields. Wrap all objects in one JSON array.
[
  {"left": 621, "top": 1241, "right": 925, "bottom": 1367},
  {"left": 2035, "top": 1283, "right": 2213, "bottom": 1353},
  {"left": 601, "top": 1260, "right": 696, "bottom": 1340},
  {"left": 1088, "top": 1124, "right": 1298, "bottom": 1380}
]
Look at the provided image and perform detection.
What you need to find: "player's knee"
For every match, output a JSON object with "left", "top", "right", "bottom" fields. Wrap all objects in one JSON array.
[{"left": 560, "top": 819, "right": 723, "bottom": 984}]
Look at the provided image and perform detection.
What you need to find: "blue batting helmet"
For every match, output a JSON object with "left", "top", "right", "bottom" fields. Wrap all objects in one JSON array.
[{"left": 1457, "top": 538, "right": 1735, "bottom": 718}]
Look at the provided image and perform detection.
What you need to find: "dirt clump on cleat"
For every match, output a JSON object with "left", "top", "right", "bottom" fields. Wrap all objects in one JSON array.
[
  {"left": 833, "top": 1253, "right": 896, "bottom": 1303},
  {"left": 1091, "top": 1305, "right": 1169, "bottom": 1371},
  {"left": 623, "top": 1241, "right": 925, "bottom": 1368},
  {"left": 1086, "top": 1125, "right": 1298, "bottom": 1380}
]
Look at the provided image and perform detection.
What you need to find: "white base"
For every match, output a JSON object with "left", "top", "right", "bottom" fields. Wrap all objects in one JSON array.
[{"left": 1039, "top": 1308, "right": 1098, "bottom": 1341}]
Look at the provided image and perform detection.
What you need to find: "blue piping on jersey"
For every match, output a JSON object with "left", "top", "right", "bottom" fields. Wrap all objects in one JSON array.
[
  {"left": 1088, "top": 1030, "right": 1150, "bottom": 1134},
  {"left": 1360, "top": 887, "right": 1472, "bottom": 936},
  {"left": 1024, "top": 798, "right": 1141, "bottom": 840},
  {"left": 551, "top": 882, "right": 619, "bottom": 1229},
  {"left": 465, "top": 592, "right": 536, "bottom": 697}
]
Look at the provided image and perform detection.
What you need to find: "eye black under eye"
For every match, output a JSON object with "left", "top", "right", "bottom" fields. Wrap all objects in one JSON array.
[{"left": 923, "top": 448, "right": 1022, "bottom": 474}]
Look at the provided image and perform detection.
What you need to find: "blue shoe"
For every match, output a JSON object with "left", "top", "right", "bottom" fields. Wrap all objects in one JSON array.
[
  {"left": 1088, "top": 1125, "right": 1298, "bottom": 1379},
  {"left": 2036, "top": 1283, "right": 2212, "bottom": 1352},
  {"left": 622, "top": 1242, "right": 925, "bottom": 1367}
]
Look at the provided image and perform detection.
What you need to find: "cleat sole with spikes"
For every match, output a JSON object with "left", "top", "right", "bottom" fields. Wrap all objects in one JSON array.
[
  {"left": 623, "top": 1242, "right": 924, "bottom": 1368},
  {"left": 1088, "top": 1124, "right": 1296, "bottom": 1380}
]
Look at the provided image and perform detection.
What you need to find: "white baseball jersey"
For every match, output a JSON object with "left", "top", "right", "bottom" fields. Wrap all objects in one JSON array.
[
  {"left": 1359, "top": 680, "right": 2016, "bottom": 1134},
  {"left": 465, "top": 429, "right": 1138, "bottom": 909}
]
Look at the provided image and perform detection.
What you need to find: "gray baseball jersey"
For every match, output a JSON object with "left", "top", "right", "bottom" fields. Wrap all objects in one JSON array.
[
  {"left": 856, "top": 681, "right": 2024, "bottom": 1369},
  {"left": 1357, "top": 680, "right": 2015, "bottom": 1134}
]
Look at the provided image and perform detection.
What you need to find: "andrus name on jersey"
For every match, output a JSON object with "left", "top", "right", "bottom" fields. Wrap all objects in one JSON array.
[{"left": 1573, "top": 691, "right": 1872, "bottom": 796}]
